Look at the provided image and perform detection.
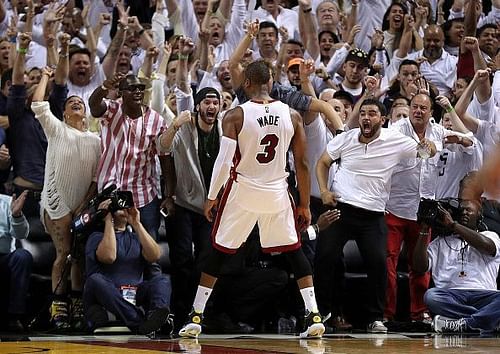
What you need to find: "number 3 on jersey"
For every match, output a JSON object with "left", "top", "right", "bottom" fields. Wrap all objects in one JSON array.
[{"left": 256, "top": 134, "right": 279, "bottom": 164}]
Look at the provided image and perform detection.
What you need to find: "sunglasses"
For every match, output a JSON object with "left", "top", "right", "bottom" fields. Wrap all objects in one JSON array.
[{"left": 122, "top": 84, "right": 146, "bottom": 92}]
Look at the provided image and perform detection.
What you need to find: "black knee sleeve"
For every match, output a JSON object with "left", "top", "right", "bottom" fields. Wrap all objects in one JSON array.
[
  {"left": 203, "top": 248, "right": 232, "bottom": 278},
  {"left": 285, "top": 248, "right": 312, "bottom": 280}
]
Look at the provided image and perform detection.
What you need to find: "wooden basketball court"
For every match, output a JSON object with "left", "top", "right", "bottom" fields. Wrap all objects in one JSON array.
[{"left": 1, "top": 333, "right": 500, "bottom": 353}]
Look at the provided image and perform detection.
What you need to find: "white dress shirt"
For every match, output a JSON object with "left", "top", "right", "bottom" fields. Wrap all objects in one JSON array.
[
  {"left": 326, "top": 128, "right": 418, "bottom": 212},
  {"left": 387, "top": 118, "right": 458, "bottom": 220},
  {"left": 407, "top": 49, "right": 458, "bottom": 96}
]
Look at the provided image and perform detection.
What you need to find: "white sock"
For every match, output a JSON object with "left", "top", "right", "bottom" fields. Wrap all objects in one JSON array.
[
  {"left": 300, "top": 287, "right": 319, "bottom": 314},
  {"left": 193, "top": 285, "right": 213, "bottom": 313}
]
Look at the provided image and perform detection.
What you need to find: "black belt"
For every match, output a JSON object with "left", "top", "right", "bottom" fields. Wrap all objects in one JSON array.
[{"left": 13, "top": 184, "right": 42, "bottom": 201}]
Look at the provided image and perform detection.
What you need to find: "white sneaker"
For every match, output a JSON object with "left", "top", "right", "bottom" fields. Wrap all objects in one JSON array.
[
  {"left": 367, "top": 320, "right": 388, "bottom": 333},
  {"left": 178, "top": 309, "right": 203, "bottom": 338},
  {"left": 179, "top": 322, "right": 202, "bottom": 338},
  {"left": 432, "top": 315, "right": 467, "bottom": 333}
]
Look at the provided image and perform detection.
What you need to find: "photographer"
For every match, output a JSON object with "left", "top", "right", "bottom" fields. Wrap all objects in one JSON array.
[
  {"left": 83, "top": 199, "right": 172, "bottom": 336},
  {"left": 413, "top": 200, "right": 500, "bottom": 336}
]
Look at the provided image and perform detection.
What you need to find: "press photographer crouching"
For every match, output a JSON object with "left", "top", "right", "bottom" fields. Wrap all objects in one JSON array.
[
  {"left": 413, "top": 199, "right": 500, "bottom": 336},
  {"left": 82, "top": 197, "right": 172, "bottom": 336}
]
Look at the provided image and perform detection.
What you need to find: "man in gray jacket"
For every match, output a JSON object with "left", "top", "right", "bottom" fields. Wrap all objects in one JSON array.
[{"left": 159, "top": 87, "right": 222, "bottom": 328}]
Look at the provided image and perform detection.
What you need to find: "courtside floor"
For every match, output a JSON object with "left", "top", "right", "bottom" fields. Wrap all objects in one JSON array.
[{"left": 1, "top": 333, "right": 500, "bottom": 353}]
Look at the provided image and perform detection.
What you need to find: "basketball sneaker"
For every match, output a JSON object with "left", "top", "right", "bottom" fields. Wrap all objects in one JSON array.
[
  {"left": 432, "top": 315, "right": 467, "bottom": 333},
  {"left": 179, "top": 309, "right": 204, "bottom": 338},
  {"left": 50, "top": 300, "right": 70, "bottom": 331},
  {"left": 300, "top": 311, "right": 325, "bottom": 338}
]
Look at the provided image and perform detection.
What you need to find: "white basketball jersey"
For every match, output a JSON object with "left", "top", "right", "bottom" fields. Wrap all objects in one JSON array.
[{"left": 235, "top": 100, "right": 294, "bottom": 192}]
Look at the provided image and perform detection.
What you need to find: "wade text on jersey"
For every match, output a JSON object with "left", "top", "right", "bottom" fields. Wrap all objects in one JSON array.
[{"left": 257, "top": 114, "right": 280, "bottom": 128}]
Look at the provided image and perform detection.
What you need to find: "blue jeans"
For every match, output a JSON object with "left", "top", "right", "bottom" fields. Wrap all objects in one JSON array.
[
  {"left": 138, "top": 197, "right": 160, "bottom": 241},
  {"left": 0, "top": 249, "right": 33, "bottom": 315},
  {"left": 425, "top": 287, "right": 500, "bottom": 333},
  {"left": 83, "top": 272, "right": 172, "bottom": 330}
]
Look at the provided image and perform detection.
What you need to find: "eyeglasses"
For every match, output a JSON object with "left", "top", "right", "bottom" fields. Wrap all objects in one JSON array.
[{"left": 123, "top": 84, "right": 146, "bottom": 92}]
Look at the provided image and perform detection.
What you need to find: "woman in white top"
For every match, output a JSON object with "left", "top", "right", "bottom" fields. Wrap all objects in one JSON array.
[{"left": 31, "top": 66, "right": 101, "bottom": 330}]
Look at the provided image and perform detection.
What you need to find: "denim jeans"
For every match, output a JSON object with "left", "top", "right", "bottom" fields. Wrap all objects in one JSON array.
[
  {"left": 0, "top": 249, "right": 33, "bottom": 314},
  {"left": 83, "top": 272, "right": 172, "bottom": 330},
  {"left": 425, "top": 287, "right": 500, "bottom": 333}
]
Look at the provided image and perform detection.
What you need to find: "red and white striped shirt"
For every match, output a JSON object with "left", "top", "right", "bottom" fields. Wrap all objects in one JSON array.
[{"left": 96, "top": 100, "right": 166, "bottom": 208}]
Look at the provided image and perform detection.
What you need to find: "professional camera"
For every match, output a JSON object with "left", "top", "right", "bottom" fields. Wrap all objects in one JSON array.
[
  {"left": 71, "top": 184, "right": 134, "bottom": 239},
  {"left": 417, "top": 198, "right": 461, "bottom": 236}
]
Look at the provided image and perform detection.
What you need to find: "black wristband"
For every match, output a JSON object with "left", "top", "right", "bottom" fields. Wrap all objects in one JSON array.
[{"left": 302, "top": 7, "right": 312, "bottom": 13}]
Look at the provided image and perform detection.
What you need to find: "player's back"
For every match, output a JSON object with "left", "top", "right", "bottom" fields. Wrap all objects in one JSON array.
[{"left": 236, "top": 100, "right": 294, "bottom": 191}]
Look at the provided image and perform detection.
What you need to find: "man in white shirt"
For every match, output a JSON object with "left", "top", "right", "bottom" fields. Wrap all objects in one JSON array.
[
  {"left": 407, "top": 25, "right": 458, "bottom": 96},
  {"left": 413, "top": 200, "right": 500, "bottom": 336},
  {"left": 385, "top": 93, "right": 457, "bottom": 324},
  {"left": 316, "top": 98, "right": 434, "bottom": 333}
]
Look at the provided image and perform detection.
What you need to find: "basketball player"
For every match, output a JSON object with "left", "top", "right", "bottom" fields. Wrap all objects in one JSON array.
[{"left": 178, "top": 60, "right": 325, "bottom": 339}]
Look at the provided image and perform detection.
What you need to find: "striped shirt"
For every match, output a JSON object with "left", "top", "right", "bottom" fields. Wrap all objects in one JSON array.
[{"left": 96, "top": 100, "right": 166, "bottom": 208}]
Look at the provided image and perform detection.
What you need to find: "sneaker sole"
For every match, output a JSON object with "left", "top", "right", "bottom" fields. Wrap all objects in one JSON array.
[
  {"left": 367, "top": 329, "right": 388, "bottom": 334},
  {"left": 300, "top": 323, "right": 325, "bottom": 338},
  {"left": 179, "top": 323, "right": 202, "bottom": 338}
]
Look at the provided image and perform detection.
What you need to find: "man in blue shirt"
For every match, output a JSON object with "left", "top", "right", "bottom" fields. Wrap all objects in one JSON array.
[
  {"left": 0, "top": 190, "right": 31, "bottom": 331},
  {"left": 83, "top": 199, "right": 172, "bottom": 335}
]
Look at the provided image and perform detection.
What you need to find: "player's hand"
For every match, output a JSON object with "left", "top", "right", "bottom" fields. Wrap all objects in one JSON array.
[
  {"left": 204, "top": 198, "right": 219, "bottom": 222},
  {"left": 296, "top": 205, "right": 311, "bottom": 231}
]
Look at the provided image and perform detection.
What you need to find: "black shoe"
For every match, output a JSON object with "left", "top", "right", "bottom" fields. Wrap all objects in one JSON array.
[
  {"left": 86, "top": 304, "right": 110, "bottom": 332},
  {"left": 71, "top": 297, "right": 85, "bottom": 331},
  {"left": 138, "top": 307, "right": 171, "bottom": 336},
  {"left": 300, "top": 311, "right": 325, "bottom": 338}
]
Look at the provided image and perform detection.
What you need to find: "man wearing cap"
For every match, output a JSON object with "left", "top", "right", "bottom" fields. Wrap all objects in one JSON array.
[
  {"left": 157, "top": 86, "right": 223, "bottom": 328},
  {"left": 337, "top": 49, "right": 369, "bottom": 104},
  {"left": 286, "top": 58, "right": 303, "bottom": 90},
  {"left": 89, "top": 73, "right": 168, "bottom": 243}
]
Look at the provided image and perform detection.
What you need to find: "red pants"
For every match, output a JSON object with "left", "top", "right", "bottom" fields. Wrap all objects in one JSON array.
[{"left": 384, "top": 212, "right": 430, "bottom": 320}]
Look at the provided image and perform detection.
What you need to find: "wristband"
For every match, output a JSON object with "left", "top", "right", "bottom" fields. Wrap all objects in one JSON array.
[
  {"left": 419, "top": 231, "right": 429, "bottom": 237},
  {"left": 100, "top": 85, "right": 109, "bottom": 91},
  {"left": 302, "top": 8, "right": 312, "bottom": 13},
  {"left": 322, "top": 75, "right": 331, "bottom": 82},
  {"left": 446, "top": 106, "right": 454, "bottom": 113},
  {"left": 178, "top": 54, "right": 189, "bottom": 60},
  {"left": 137, "top": 28, "right": 145, "bottom": 36},
  {"left": 306, "top": 225, "right": 317, "bottom": 240},
  {"left": 59, "top": 52, "right": 69, "bottom": 58},
  {"left": 17, "top": 47, "right": 28, "bottom": 55}
]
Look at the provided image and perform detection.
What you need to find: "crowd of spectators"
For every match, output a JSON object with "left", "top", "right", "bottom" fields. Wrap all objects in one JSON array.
[{"left": 0, "top": 0, "right": 498, "bottom": 337}]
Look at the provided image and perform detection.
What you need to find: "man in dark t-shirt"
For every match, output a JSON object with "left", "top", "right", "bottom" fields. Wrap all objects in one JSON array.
[{"left": 83, "top": 201, "right": 172, "bottom": 335}]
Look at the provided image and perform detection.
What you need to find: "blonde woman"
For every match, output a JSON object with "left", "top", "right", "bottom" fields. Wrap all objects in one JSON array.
[{"left": 31, "top": 66, "right": 101, "bottom": 330}]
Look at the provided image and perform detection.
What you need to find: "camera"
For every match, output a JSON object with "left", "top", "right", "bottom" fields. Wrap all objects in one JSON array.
[
  {"left": 71, "top": 184, "right": 134, "bottom": 239},
  {"left": 417, "top": 198, "right": 461, "bottom": 236}
]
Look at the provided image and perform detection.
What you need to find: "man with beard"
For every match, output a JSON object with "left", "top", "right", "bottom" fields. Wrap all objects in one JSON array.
[
  {"left": 157, "top": 87, "right": 222, "bottom": 330},
  {"left": 413, "top": 200, "right": 500, "bottom": 336},
  {"left": 315, "top": 98, "right": 433, "bottom": 333},
  {"left": 406, "top": 25, "right": 458, "bottom": 96},
  {"left": 89, "top": 74, "right": 168, "bottom": 244}
]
